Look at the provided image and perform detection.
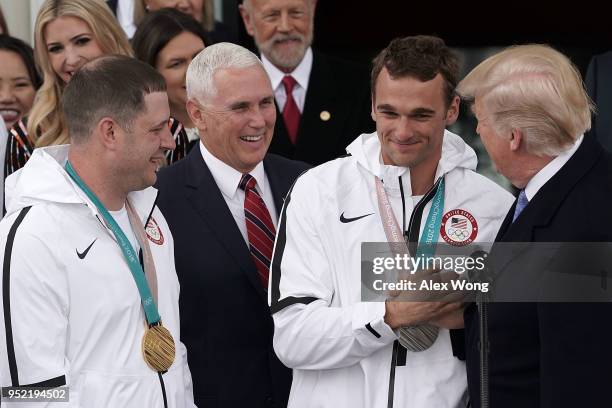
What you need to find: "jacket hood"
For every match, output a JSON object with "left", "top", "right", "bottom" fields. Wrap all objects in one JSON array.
[
  {"left": 5, "top": 145, "right": 157, "bottom": 223},
  {"left": 345, "top": 130, "right": 478, "bottom": 184}
]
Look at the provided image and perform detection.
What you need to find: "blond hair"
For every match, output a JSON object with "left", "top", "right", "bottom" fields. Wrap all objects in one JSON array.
[
  {"left": 134, "top": 0, "right": 215, "bottom": 32},
  {"left": 457, "top": 44, "right": 594, "bottom": 157},
  {"left": 29, "top": 0, "right": 133, "bottom": 147}
]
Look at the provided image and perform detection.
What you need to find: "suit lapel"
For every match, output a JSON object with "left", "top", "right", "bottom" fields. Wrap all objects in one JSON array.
[
  {"left": 296, "top": 52, "right": 340, "bottom": 155},
  {"left": 184, "top": 150, "right": 268, "bottom": 301},
  {"left": 490, "top": 137, "right": 604, "bottom": 283},
  {"left": 264, "top": 156, "right": 291, "bottom": 217},
  {"left": 500, "top": 136, "right": 602, "bottom": 243}
]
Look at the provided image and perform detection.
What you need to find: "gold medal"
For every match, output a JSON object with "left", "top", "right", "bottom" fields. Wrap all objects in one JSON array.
[{"left": 142, "top": 324, "right": 175, "bottom": 372}]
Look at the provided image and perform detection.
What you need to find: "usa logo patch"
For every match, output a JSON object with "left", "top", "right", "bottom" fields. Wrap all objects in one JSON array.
[
  {"left": 440, "top": 209, "right": 478, "bottom": 246},
  {"left": 145, "top": 217, "right": 164, "bottom": 245}
]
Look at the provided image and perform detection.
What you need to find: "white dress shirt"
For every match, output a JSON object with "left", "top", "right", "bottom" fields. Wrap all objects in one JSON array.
[
  {"left": 261, "top": 47, "right": 313, "bottom": 113},
  {"left": 524, "top": 135, "right": 584, "bottom": 201},
  {"left": 116, "top": 0, "right": 136, "bottom": 39},
  {"left": 199, "top": 141, "right": 278, "bottom": 244}
]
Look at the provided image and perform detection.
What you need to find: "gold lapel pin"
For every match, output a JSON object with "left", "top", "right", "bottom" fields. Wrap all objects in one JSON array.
[{"left": 320, "top": 111, "right": 331, "bottom": 121}]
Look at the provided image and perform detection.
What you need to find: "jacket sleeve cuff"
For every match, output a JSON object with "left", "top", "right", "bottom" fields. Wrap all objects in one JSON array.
[{"left": 352, "top": 301, "right": 397, "bottom": 344}]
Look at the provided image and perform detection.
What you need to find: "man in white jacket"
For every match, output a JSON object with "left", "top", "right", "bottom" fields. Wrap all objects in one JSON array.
[
  {"left": 0, "top": 56, "right": 195, "bottom": 407},
  {"left": 270, "top": 36, "right": 514, "bottom": 407}
]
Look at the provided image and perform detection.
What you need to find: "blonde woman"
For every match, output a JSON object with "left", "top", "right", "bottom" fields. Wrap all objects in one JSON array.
[{"left": 5, "top": 0, "right": 132, "bottom": 179}]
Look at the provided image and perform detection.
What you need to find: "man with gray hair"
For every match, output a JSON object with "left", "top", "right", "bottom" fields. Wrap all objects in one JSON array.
[
  {"left": 239, "top": 0, "right": 374, "bottom": 165},
  {"left": 458, "top": 44, "right": 612, "bottom": 408},
  {"left": 0, "top": 55, "right": 195, "bottom": 407},
  {"left": 155, "top": 42, "right": 309, "bottom": 408}
]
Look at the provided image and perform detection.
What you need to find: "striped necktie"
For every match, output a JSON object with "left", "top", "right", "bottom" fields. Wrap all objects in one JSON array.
[{"left": 239, "top": 174, "right": 276, "bottom": 289}]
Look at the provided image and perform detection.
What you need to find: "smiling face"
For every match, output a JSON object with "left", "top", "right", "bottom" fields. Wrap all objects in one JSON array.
[
  {"left": 117, "top": 92, "right": 175, "bottom": 190},
  {"left": 240, "top": 0, "right": 314, "bottom": 72},
  {"left": 155, "top": 31, "right": 205, "bottom": 121},
  {"left": 0, "top": 50, "right": 36, "bottom": 129},
  {"left": 44, "top": 16, "right": 105, "bottom": 84},
  {"left": 372, "top": 68, "right": 459, "bottom": 169},
  {"left": 189, "top": 65, "right": 276, "bottom": 173}
]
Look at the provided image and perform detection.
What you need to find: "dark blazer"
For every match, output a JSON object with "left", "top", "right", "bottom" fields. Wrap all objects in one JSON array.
[
  {"left": 464, "top": 135, "right": 612, "bottom": 408},
  {"left": 105, "top": 0, "right": 117, "bottom": 14},
  {"left": 156, "top": 148, "right": 310, "bottom": 408},
  {"left": 269, "top": 50, "right": 375, "bottom": 166},
  {"left": 586, "top": 50, "right": 612, "bottom": 151}
]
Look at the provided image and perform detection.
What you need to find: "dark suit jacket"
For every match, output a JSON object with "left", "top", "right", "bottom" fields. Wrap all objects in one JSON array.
[
  {"left": 586, "top": 50, "right": 612, "bottom": 152},
  {"left": 156, "top": 149, "right": 310, "bottom": 408},
  {"left": 269, "top": 51, "right": 375, "bottom": 166},
  {"left": 106, "top": 0, "right": 117, "bottom": 14},
  {"left": 464, "top": 138, "right": 612, "bottom": 408},
  {"left": 464, "top": 135, "right": 612, "bottom": 408}
]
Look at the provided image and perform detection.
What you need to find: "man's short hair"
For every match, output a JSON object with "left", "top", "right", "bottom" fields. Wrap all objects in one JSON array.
[
  {"left": 186, "top": 42, "right": 262, "bottom": 104},
  {"left": 457, "top": 44, "right": 594, "bottom": 156},
  {"left": 62, "top": 55, "right": 166, "bottom": 143},
  {"left": 371, "top": 35, "right": 460, "bottom": 106}
]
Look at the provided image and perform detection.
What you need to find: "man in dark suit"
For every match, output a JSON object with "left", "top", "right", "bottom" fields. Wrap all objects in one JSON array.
[
  {"left": 586, "top": 50, "right": 612, "bottom": 151},
  {"left": 457, "top": 44, "right": 612, "bottom": 408},
  {"left": 239, "top": 0, "right": 374, "bottom": 166},
  {"left": 156, "top": 43, "right": 309, "bottom": 408}
]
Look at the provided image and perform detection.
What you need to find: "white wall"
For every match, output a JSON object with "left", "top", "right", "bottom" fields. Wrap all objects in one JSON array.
[{"left": 0, "top": 0, "right": 44, "bottom": 45}]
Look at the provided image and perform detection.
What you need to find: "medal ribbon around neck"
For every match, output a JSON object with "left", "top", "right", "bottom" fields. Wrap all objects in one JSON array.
[{"left": 65, "top": 161, "right": 175, "bottom": 371}]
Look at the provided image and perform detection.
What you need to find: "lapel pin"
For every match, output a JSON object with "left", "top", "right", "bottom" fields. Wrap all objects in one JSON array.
[{"left": 320, "top": 110, "right": 331, "bottom": 121}]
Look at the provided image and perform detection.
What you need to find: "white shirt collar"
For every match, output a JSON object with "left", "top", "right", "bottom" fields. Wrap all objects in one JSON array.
[
  {"left": 199, "top": 141, "right": 267, "bottom": 199},
  {"left": 524, "top": 135, "right": 583, "bottom": 201},
  {"left": 261, "top": 47, "right": 313, "bottom": 92},
  {"left": 116, "top": 0, "right": 136, "bottom": 38}
]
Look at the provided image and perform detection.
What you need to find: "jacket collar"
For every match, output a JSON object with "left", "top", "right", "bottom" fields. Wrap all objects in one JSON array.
[{"left": 499, "top": 134, "right": 603, "bottom": 241}]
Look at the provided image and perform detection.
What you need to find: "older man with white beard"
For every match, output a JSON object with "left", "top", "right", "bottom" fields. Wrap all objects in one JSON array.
[{"left": 239, "top": 0, "right": 374, "bottom": 165}]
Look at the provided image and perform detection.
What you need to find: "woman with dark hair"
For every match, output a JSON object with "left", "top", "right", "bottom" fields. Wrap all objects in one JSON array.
[
  {"left": 133, "top": 8, "right": 207, "bottom": 154},
  {"left": 0, "top": 35, "right": 42, "bottom": 130},
  {"left": 132, "top": 0, "right": 234, "bottom": 43},
  {"left": 4, "top": 0, "right": 135, "bottom": 182}
]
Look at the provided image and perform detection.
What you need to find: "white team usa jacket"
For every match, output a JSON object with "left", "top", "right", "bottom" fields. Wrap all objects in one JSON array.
[
  {"left": 0, "top": 146, "right": 195, "bottom": 407},
  {"left": 269, "top": 131, "right": 514, "bottom": 408}
]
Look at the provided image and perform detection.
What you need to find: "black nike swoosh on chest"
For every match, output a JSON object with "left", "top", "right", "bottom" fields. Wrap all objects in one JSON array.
[
  {"left": 340, "top": 212, "right": 374, "bottom": 223},
  {"left": 76, "top": 238, "right": 97, "bottom": 259}
]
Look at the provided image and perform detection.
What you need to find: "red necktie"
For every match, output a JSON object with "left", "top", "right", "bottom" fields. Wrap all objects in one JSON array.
[
  {"left": 282, "top": 75, "right": 301, "bottom": 145},
  {"left": 239, "top": 174, "right": 276, "bottom": 289}
]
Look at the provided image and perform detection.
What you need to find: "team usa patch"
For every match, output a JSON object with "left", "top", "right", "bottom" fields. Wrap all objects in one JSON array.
[
  {"left": 145, "top": 217, "right": 164, "bottom": 245},
  {"left": 440, "top": 209, "right": 478, "bottom": 246}
]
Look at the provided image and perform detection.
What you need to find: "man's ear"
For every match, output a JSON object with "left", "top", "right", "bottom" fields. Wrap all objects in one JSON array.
[
  {"left": 445, "top": 95, "right": 460, "bottom": 125},
  {"left": 370, "top": 98, "right": 377, "bottom": 123},
  {"left": 187, "top": 99, "right": 206, "bottom": 132},
  {"left": 97, "top": 117, "right": 120, "bottom": 150},
  {"left": 509, "top": 128, "right": 523, "bottom": 152},
  {"left": 238, "top": 4, "right": 255, "bottom": 37}
]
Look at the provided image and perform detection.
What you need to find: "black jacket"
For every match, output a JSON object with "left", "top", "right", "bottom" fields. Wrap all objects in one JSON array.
[
  {"left": 464, "top": 135, "right": 612, "bottom": 408},
  {"left": 586, "top": 50, "right": 612, "bottom": 152},
  {"left": 269, "top": 51, "right": 374, "bottom": 166},
  {"left": 156, "top": 149, "right": 310, "bottom": 408}
]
